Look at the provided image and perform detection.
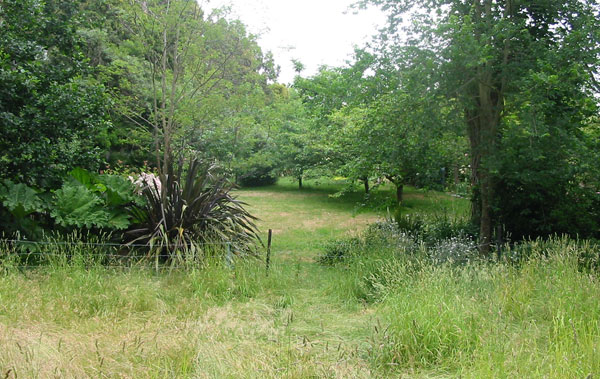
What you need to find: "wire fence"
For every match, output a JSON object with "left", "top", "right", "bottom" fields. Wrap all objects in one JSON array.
[{"left": 0, "top": 238, "right": 241, "bottom": 270}]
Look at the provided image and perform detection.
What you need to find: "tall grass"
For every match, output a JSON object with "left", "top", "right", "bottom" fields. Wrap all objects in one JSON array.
[
  {"left": 322, "top": 224, "right": 600, "bottom": 377},
  {"left": 2, "top": 180, "right": 599, "bottom": 377}
]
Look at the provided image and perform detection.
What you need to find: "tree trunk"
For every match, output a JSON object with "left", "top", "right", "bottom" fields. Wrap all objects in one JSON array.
[
  {"left": 396, "top": 184, "right": 403, "bottom": 204},
  {"left": 466, "top": 70, "right": 502, "bottom": 255},
  {"left": 362, "top": 177, "right": 369, "bottom": 194},
  {"left": 298, "top": 176, "right": 302, "bottom": 189}
]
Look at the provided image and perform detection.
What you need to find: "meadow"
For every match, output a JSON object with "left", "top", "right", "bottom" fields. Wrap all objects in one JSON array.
[{"left": 0, "top": 179, "right": 598, "bottom": 378}]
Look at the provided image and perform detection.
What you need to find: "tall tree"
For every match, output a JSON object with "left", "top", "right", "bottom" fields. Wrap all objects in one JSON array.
[
  {"left": 121, "top": 0, "right": 274, "bottom": 177},
  {"left": 361, "top": 0, "right": 600, "bottom": 250}
]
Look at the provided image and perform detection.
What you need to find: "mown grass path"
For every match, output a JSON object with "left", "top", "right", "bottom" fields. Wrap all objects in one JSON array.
[
  {"left": 234, "top": 180, "right": 384, "bottom": 376},
  {"left": 0, "top": 179, "right": 465, "bottom": 378},
  {"left": 228, "top": 179, "right": 467, "bottom": 377}
]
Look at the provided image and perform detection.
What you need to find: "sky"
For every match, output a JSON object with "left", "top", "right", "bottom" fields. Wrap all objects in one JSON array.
[{"left": 202, "top": 0, "right": 386, "bottom": 84}]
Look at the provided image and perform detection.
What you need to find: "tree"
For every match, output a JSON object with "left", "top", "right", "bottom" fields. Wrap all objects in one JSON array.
[
  {"left": 0, "top": 0, "right": 112, "bottom": 187},
  {"left": 293, "top": 64, "right": 377, "bottom": 191},
  {"left": 270, "top": 87, "right": 324, "bottom": 189},
  {"left": 296, "top": 50, "right": 466, "bottom": 202},
  {"left": 120, "top": 0, "right": 275, "bottom": 178},
  {"left": 361, "top": 0, "right": 600, "bottom": 250}
]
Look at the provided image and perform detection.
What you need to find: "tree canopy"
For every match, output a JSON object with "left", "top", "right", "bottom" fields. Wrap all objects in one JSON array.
[
  {"left": 0, "top": 0, "right": 598, "bottom": 244},
  {"left": 357, "top": 0, "right": 600, "bottom": 246}
]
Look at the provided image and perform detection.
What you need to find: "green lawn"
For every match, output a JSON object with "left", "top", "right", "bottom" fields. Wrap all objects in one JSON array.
[{"left": 238, "top": 177, "right": 468, "bottom": 260}]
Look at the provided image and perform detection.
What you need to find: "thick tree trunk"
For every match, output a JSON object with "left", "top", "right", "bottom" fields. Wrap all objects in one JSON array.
[
  {"left": 362, "top": 177, "right": 369, "bottom": 194},
  {"left": 298, "top": 176, "right": 302, "bottom": 189},
  {"left": 466, "top": 73, "right": 502, "bottom": 255}
]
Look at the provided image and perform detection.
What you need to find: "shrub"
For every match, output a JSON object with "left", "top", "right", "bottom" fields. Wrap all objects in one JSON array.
[
  {"left": 237, "top": 167, "right": 278, "bottom": 187},
  {"left": 126, "top": 158, "right": 261, "bottom": 262},
  {"left": 317, "top": 237, "right": 362, "bottom": 265},
  {"left": 235, "top": 153, "right": 278, "bottom": 187},
  {"left": 0, "top": 169, "right": 142, "bottom": 239},
  {"left": 394, "top": 212, "right": 425, "bottom": 236},
  {"left": 394, "top": 207, "right": 474, "bottom": 244}
]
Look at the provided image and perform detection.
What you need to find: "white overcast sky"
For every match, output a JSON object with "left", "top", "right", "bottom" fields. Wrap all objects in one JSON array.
[{"left": 202, "top": 0, "right": 386, "bottom": 84}]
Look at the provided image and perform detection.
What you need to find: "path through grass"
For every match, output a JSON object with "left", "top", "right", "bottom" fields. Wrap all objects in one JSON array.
[{"left": 0, "top": 179, "right": 466, "bottom": 377}]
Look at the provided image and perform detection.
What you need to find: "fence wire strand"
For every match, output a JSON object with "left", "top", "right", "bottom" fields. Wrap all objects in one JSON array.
[{"left": 0, "top": 239, "right": 241, "bottom": 269}]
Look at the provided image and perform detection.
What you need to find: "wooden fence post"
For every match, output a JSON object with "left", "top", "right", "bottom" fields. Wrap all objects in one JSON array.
[{"left": 266, "top": 229, "right": 272, "bottom": 275}]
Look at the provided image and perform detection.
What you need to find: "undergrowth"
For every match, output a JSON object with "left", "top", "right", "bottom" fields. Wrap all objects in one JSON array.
[{"left": 319, "top": 219, "right": 600, "bottom": 377}]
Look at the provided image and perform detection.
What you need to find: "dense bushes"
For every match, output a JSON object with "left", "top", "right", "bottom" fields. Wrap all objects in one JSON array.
[
  {"left": 235, "top": 155, "right": 278, "bottom": 187},
  {"left": 0, "top": 1, "right": 113, "bottom": 188},
  {"left": 0, "top": 169, "right": 139, "bottom": 239},
  {"left": 0, "top": 160, "right": 261, "bottom": 263}
]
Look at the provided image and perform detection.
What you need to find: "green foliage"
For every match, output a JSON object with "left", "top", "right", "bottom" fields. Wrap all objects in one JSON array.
[
  {"left": 0, "top": 0, "right": 112, "bottom": 187},
  {"left": 127, "top": 159, "right": 260, "bottom": 261},
  {"left": 394, "top": 212, "right": 426, "bottom": 236},
  {"left": 51, "top": 184, "right": 107, "bottom": 229},
  {"left": 0, "top": 168, "right": 139, "bottom": 237},
  {"left": 267, "top": 88, "right": 325, "bottom": 186},
  {"left": 51, "top": 168, "right": 138, "bottom": 230},
  {"left": 0, "top": 180, "right": 45, "bottom": 238},
  {"left": 95, "top": 174, "right": 141, "bottom": 207},
  {"left": 236, "top": 153, "right": 278, "bottom": 187},
  {"left": 360, "top": 0, "right": 600, "bottom": 247},
  {"left": 0, "top": 180, "right": 44, "bottom": 219},
  {"left": 294, "top": 50, "right": 467, "bottom": 200},
  {"left": 394, "top": 207, "right": 475, "bottom": 244},
  {"left": 493, "top": 66, "right": 600, "bottom": 239}
]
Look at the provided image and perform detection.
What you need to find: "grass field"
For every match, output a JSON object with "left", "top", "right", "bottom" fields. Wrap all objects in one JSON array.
[
  {"left": 240, "top": 177, "right": 468, "bottom": 259},
  {"left": 1, "top": 178, "right": 599, "bottom": 378}
]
